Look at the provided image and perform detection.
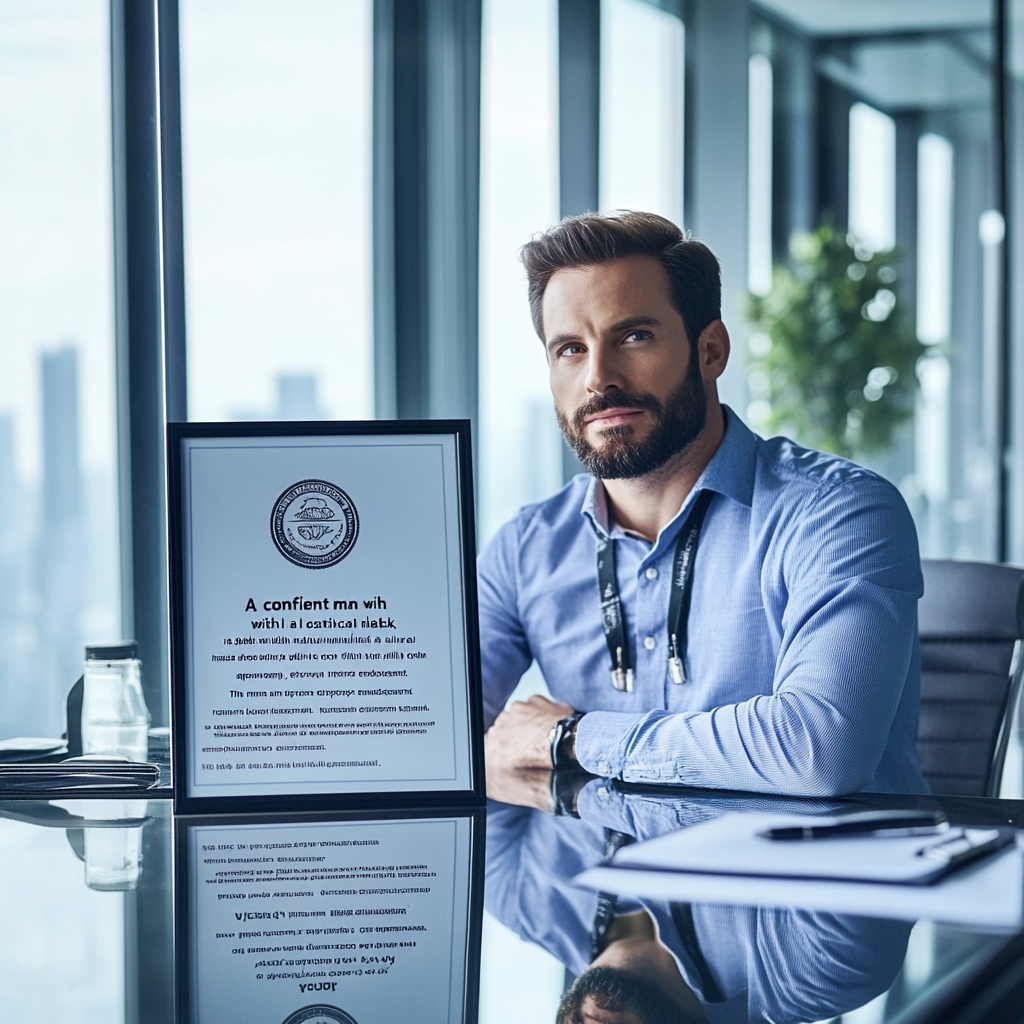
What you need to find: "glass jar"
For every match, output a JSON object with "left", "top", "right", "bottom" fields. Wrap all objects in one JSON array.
[{"left": 81, "top": 641, "right": 150, "bottom": 762}]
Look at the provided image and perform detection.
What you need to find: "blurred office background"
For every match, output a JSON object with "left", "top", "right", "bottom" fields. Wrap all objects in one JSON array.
[{"left": 0, "top": 1, "right": 1022, "bottom": 1017}]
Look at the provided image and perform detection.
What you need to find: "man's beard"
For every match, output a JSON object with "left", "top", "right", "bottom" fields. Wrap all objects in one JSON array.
[{"left": 556, "top": 364, "right": 708, "bottom": 480}]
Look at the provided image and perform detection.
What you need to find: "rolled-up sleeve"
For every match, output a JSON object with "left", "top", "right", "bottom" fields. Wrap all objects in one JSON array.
[{"left": 574, "top": 477, "right": 923, "bottom": 796}]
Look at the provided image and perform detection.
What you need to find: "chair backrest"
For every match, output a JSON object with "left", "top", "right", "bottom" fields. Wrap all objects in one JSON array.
[{"left": 918, "top": 559, "right": 1024, "bottom": 797}]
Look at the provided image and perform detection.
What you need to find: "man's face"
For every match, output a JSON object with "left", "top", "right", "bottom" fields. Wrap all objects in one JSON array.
[{"left": 542, "top": 256, "right": 708, "bottom": 479}]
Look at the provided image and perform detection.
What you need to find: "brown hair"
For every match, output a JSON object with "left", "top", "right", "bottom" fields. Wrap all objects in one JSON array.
[{"left": 519, "top": 210, "right": 721, "bottom": 345}]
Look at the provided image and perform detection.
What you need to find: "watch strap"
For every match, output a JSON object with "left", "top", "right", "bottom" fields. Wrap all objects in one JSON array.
[{"left": 550, "top": 712, "right": 584, "bottom": 769}]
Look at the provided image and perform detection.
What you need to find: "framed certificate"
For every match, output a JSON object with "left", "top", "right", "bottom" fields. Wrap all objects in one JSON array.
[
  {"left": 175, "top": 807, "right": 483, "bottom": 1024},
  {"left": 168, "top": 421, "right": 484, "bottom": 813}
]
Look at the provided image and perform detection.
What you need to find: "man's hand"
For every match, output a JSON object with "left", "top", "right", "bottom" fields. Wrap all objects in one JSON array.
[
  {"left": 485, "top": 694, "right": 575, "bottom": 772},
  {"left": 486, "top": 766, "right": 554, "bottom": 810}
]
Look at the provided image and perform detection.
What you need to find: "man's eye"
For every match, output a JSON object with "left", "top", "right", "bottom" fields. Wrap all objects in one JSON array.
[
  {"left": 559, "top": 344, "right": 586, "bottom": 357},
  {"left": 625, "top": 331, "right": 653, "bottom": 342}
]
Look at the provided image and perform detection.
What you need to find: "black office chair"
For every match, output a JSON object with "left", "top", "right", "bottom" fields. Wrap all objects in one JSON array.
[{"left": 918, "top": 559, "right": 1024, "bottom": 797}]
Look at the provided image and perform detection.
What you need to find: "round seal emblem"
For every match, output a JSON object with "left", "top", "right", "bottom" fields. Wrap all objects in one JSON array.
[
  {"left": 271, "top": 479, "right": 359, "bottom": 569},
  {"left": 281, "top": 1006, "right": 358, "bottom": 1024}
]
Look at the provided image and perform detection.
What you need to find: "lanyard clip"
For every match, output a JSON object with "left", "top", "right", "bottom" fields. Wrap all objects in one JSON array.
[
  {"left": 669, "top": 634, "right": 686, "bottom": 684},
  {"left": 611, "top": 647, "right": 634, "bottom": 692}
]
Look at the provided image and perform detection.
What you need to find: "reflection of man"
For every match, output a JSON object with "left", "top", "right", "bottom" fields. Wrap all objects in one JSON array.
[
  {"left": 485, "top": 777, "right": 913, "bottom": 1024},
  {"left": 481, "top": 211, "right": 925, "bottom": 795}
]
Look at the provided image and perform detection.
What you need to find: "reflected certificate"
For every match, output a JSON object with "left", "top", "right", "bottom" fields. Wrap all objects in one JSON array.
[
  {"left": 168, "top": 422, "right": 483, "bottom": 810},
  {"left": 177, "top": 813, "right": 479, "bottom": 1024}
]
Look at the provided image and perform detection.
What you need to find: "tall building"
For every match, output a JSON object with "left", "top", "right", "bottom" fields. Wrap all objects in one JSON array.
[
  {"left": 38, "top": 347, "right": 84, "bottom": 732},
  {"left": 41, "top": 348, "right": 82, "bottom": 525},
  {"left": 233, "top": 372, "right": 327, "bottom": 421},
  {"left": 0, "top": 414, "right": 14, "bottom": 533},
  {"left": 275, "top": 374, "right": 325, "bottom": 420},
  {"left": 0, "top": 413, "right": 22, "bottom": 735}
]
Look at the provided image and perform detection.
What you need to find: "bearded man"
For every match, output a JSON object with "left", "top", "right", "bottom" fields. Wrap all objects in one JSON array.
[{"left": 480, "top": 211, "right": 926, "bottom": 797}]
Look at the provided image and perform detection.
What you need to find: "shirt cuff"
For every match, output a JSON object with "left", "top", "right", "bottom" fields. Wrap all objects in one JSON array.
[
  {"left": 575, "top": 778, "right": 631, "bottom": 827},
  {"left": 575, "top": 711, "right": 646, "bottom": 777}
]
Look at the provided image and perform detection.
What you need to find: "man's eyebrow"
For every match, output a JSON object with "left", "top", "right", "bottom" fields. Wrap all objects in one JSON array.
[{"left": 609, "top": 315, "right": 662, "bottom": 332}]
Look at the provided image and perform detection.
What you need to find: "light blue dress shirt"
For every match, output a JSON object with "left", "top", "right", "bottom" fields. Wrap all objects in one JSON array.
[{"left": 478, "top": 408, "right": 927, "bottom": 796}]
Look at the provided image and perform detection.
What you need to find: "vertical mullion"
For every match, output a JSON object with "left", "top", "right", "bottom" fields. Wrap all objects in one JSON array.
[
  {"left": 373, "top": 0, "right": 482, "bottom": 427},
  {"left": 557, "top": 0, "right": 599, "bottom": 482},
  {"left": 373, "top": 0, "right": 398, "bottom": 419},
  {"left": 995, "top": 0, "right": 1011, "bottom": 562},
  {"left": 158, "top": 0, "right": 187, "bottom": 424},
  {"left": 111, "top": 0, "right": 170, "bottom": 725},
  {"left": 558, "top": 0, "right": 600, "bottom": 219}
]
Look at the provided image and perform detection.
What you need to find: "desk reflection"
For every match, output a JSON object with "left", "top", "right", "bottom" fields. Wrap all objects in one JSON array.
[
  {"left": 486, "top": 776, "right": 913, "bottom": 1024},
  {"left": 0, "top": 791, "right": 1020, "bottom": 1020},
  {"left": 176, "top": 809, "right": 482, "bottom": 1024}
]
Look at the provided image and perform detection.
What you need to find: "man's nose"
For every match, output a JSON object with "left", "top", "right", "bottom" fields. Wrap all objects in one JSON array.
[{"left": 584, "top": 345, "right": 625, "bottom": 396}]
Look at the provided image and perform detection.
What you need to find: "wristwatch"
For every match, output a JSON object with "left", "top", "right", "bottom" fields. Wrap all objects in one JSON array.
[
  {"left": 549, "top": 712, "right": 584, "bottom": 769},
  {"left": 548, "top": 766, "right": 588, "bottom": 817}
]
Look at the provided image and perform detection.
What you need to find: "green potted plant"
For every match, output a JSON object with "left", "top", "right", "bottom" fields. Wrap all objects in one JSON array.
[{"left": 747, "top": 224, "right": 925, "bottom": 459}]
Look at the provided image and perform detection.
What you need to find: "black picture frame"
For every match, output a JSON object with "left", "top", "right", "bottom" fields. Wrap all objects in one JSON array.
[
  {"left": 173, "top": 804, "right": 484, "bottom": 1024},
  {"left": 167, "top": 420, "right": 485, "bottom": 815}
]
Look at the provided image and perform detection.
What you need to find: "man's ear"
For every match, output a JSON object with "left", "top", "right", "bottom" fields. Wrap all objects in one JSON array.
[{"left": 698, "top": 320, "right": 730, "bottom": 381}]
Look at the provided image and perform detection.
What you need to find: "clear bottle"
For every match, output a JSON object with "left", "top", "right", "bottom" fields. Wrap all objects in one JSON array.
[
  {"left": 81, "top": 641, "right": 150, "bottom": 762},
  {"left": 81, "top": 799, "right": 148, "bottom": 891}
]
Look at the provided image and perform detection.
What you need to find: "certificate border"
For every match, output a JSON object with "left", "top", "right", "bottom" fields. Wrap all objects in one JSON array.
[
  {"left": 168, "top": 420, "right": 485, "bottom": 815},
  {"left": 172, "top": 805, "right": 484, "bottom": 1024}
]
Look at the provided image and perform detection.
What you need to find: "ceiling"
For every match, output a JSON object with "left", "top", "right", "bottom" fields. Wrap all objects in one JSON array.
[{"left": 751, "top": 0, "right": 991, "bottom": 38}]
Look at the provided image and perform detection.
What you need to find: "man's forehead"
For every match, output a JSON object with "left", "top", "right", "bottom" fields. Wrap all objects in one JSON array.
[{"left": 541, "top": 256, "right": 676, "bottom": 333}]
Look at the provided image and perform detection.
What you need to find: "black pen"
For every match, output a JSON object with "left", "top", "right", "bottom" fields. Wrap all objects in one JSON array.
[{"left": 757, "top": 810, "right": 948, "bottom": 841}]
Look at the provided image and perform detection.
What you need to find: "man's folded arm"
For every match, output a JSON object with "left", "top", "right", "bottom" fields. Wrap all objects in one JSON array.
[{"left": 575, "top": 480, "right": 923, "bottom": 796}]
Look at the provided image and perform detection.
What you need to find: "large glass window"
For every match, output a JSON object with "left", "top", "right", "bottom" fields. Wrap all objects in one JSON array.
[
  {"left": 179, "top": 0, "right": 374, "bottom": 425},
  {"left": 477, "top": 0, "right": 561, "bottom": 544},
  {"left": 748, "top": 2, "right": 997, "bottom": 560},
  {"left": 0, "top": 1, "right": 118, "bottom": 738},
  {"left": 599, "top": 0, "right": 685, "bottom": 223}
]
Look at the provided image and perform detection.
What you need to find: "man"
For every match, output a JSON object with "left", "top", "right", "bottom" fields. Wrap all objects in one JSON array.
[{"left": 481, "top": 210, "right": 925, "bottom": 796}]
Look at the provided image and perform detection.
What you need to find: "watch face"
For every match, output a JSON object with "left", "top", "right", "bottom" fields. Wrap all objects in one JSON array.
[{"left": 281, "top": 1005, "right": 358, "bottom": 1024}]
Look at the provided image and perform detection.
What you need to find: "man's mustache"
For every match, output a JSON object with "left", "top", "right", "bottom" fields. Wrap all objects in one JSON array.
[{"left": 571, "top": 392, "right": 662, "bottom": 433}]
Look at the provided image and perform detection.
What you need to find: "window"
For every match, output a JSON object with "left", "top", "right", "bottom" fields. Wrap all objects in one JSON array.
[
  {"left": 749, "top": 4, "right": 998, "bottom": 560},
  {"left": 0, "top": 1, "right": 118, "bottom": 738},
  {"left": 599, "top": 0, "right": 684, "bottom": 224},
  {"left": 478, "top": 0, "right": 561, "bottom": 543},
  {"left": 179, "top": 0, "right": 374, "bottom": 424},
  {"left": 848, "top": 102, "right": 896, "bottom": 253}
]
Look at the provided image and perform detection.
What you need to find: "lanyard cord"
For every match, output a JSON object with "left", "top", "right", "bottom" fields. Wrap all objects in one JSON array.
[{"left": 597, "top": 489, "right": 715, "bottom": 692}]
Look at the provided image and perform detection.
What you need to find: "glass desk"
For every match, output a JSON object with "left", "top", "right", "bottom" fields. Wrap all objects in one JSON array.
[{"left": 1, "top": 773, "right": 1023, "bottom": 1023}]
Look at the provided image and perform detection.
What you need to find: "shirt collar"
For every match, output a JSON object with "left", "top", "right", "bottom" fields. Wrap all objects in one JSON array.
[{"left": 580, "top": 405, "right": 757, "bottom": 547}]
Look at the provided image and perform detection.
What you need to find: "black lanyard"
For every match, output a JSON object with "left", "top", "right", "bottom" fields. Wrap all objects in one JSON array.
[{"left": 596, "top": 489, "right": 714, "bottom": 692}]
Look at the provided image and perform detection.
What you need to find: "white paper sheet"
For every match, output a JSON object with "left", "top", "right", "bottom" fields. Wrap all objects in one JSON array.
[{"left": 179, "top": 433, "right": 473, "bottom": 798}]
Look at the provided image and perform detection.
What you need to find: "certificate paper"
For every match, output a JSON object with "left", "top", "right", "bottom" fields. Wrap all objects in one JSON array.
[
  {"left": 169, "top": 424, "right": 481, "bottom": 808},
  {"left": 181, "top": 815, "right": 476, "bottom": 1024}
]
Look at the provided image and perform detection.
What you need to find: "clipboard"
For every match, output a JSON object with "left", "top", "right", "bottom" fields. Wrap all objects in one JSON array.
[{"left": 606, "top": 812, "right": 1018, "bottom": 885}]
